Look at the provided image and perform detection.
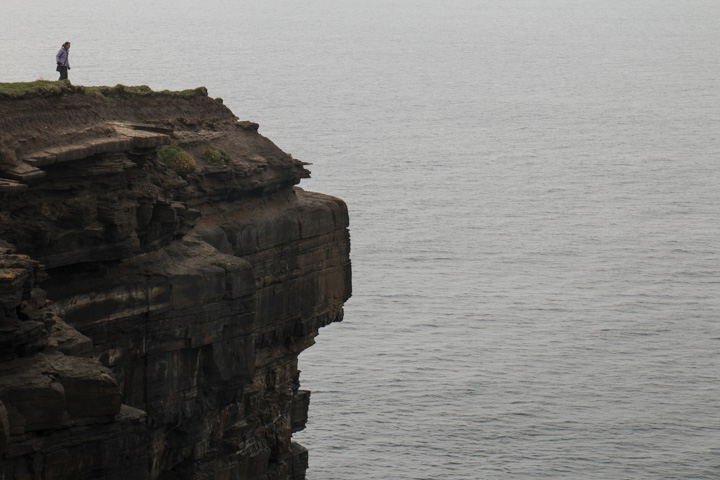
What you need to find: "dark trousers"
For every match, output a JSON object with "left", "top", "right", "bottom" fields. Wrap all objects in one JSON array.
[{"left": 58, "top": 66, "right": 68, "bottom": 80}]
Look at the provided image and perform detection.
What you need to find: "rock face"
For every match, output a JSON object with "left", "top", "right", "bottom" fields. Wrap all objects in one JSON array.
[{"left": 0, "top": 85, "right": 351, "bottom": 479}]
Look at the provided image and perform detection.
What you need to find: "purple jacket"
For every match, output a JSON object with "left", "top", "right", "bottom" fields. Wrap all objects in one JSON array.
[{"left": 56, "top": 47, "right": 69, "bottom": 68}]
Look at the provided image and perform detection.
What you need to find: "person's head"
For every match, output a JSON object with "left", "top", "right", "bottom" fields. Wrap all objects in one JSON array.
[{"left": 63, "top": 42, "right": 71, "bottom": 49}]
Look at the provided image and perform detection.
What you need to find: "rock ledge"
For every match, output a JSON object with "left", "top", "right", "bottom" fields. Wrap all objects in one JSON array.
[{"left": 0, "top": 85, "right": 351, "bottom": 480}]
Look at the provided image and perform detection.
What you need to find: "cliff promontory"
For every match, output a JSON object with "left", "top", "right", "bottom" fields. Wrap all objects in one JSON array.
[{"left": 0, "top": 83, "right": 351, "bottom": 479}]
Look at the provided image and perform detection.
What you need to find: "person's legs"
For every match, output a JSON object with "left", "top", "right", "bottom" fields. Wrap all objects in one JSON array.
[{"left": 58, "top": 66, "right": 68, "bottom": 80}]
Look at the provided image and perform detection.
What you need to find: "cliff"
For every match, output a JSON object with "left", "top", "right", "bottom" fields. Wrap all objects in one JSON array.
[{"left": 0, "top": 83, "right": 351, "bottom": 479}]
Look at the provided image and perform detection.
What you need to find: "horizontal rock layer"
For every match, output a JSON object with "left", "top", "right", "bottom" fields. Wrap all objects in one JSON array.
[{"left": 0, "top": 85, "right": 351, "bottom": 479}]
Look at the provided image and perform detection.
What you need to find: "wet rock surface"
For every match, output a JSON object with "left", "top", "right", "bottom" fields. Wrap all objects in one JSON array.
[{"left": 0, "top": 87, "right": 351, "bottom": 479}]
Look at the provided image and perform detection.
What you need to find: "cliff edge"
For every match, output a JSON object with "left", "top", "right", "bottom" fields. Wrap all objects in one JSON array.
[{"left": 0, "top": 83, "right": 351, "bottom": 479}]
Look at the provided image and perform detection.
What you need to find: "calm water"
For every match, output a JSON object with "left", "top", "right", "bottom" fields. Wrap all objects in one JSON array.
[{"left": 3, "top": 1, "right": 720, "bottom": 478}]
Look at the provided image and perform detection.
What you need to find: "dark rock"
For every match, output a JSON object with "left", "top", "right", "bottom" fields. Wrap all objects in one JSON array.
[
  {"left": 0, "top": 88, "right": 350, "bottom": 479},
  {"left": 290, "top": 390, "right": 311, "bottom": 434},
  {"left": 0, "top": 401, "right": 8, "bottom": 452}
]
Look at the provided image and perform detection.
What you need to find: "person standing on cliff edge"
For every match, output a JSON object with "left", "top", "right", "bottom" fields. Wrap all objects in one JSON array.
[{"left": 56, "top": 42, "right": 71, "bottom": 81}]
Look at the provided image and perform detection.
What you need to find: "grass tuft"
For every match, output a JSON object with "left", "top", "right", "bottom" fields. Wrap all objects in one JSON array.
[
  {"left": 211, "top": 261, "right": 230, "bottom": 272},
  {"left": 157, "top": 145, "right": 196, "bottom": 177},
  {"left": 201, "top": 145, "right": 230, "bottom": 166}
]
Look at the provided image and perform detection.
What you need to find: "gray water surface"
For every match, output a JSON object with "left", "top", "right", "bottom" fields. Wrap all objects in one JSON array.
[{"left": 3, "top": 1, "right": 720, "bottom": 478}]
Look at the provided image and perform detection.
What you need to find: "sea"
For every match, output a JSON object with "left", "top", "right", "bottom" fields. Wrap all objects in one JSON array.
[{"left": 2, "top": 1, "right": 719, "bottom": 478}]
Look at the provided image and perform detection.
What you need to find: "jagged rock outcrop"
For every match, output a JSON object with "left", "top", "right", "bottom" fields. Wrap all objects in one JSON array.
[{"left": 0, "top": 84, "right": 351, "bottom": 479}]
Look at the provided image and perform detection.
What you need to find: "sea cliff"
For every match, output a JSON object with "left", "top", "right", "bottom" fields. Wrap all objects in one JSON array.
[{"left": 0, "top": 83, "right": 351, "bottom": 479}]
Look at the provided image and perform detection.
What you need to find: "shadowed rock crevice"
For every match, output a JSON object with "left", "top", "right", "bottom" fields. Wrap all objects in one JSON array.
[{"left": 0, "top": 85, "right": 351, "bottom": 479}]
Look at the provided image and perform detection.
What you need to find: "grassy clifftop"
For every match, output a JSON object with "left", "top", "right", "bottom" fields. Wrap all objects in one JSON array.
[{"left": 0, "top": 81, "right": 208, "bottom": 99}]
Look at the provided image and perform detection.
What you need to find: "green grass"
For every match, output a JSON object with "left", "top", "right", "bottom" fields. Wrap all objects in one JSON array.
[
  {"left": 157, "top": 145, "right": 196, "bottom": 177},
  {"left": 0, "top": 81, "right": 208, "bottom": 99},
  {"left": 201, "top": 145, "right": 230, "bottom": 166},
  {"left": 0, "top": 80, "right": 73, "bottom": 97},
  {"left": 211, "top": 261, "right": 230, "bottom": 272},
  {"left": 84, "top": 84, "right": 154, "bottom": 96},
  {"left": 84, "top": 84, "right": 207, "bottom": 98}
]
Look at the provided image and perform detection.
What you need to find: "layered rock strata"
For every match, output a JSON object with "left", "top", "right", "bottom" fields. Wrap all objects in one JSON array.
[{"left": 0, "top": 85, "right": 351, "bottom": 479}]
